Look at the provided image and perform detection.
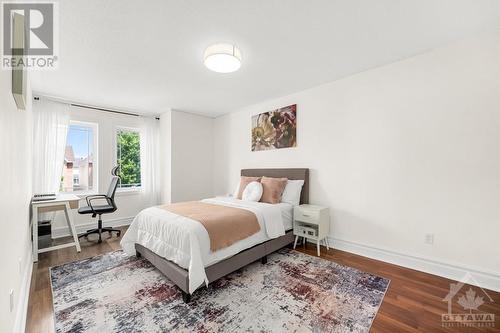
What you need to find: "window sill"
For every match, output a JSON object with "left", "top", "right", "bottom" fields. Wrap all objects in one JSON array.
[
  {"left": 62, "top": 190, "right": 142, "bottom": 199},
  {"left": 63, "top": 191, "right": 99, "bottom": 199},
  {"left": 116, "top": 188, "right": 142, "bottom": 196}
]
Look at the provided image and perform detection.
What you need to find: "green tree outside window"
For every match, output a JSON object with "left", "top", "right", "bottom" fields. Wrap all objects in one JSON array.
[{"left": 116, "top": 130, "right": 141, "bottom": 188}]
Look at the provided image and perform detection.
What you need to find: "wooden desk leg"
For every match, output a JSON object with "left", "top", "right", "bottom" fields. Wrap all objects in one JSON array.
[
  {"left": 64, "top": 202, "right": 81, "bottom": 252},
  {"left": 317, "top": 240, "right": 320, "bottom": 256},
  {"left": 293, "top": 235, "right": 299, "bottom": 249},
  {"left": 32, "top": 206, "right": 38, "bottom": 262}
]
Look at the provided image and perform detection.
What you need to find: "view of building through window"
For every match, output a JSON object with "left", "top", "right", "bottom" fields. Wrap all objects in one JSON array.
[
  {"left": 116, "top": 129, "right": 141, "bottom": 189},
  {"left": 61, "top": 123, "right": 96, "bottom": 192}
]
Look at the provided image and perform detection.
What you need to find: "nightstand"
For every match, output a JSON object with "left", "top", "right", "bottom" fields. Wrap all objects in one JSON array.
[{"left": 293, "top": 204, "right": 330, "bottom": 256}]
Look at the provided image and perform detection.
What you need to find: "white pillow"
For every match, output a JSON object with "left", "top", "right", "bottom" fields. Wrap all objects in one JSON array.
[
  {"left": 242, "top": 181, "right": 263, "bottom": 202},
  {"left": 281, "top": 179, "right": 304, "bottom": 206}
]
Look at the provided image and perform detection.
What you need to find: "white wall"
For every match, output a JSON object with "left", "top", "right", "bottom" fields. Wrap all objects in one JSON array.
[
  {"left": 171, "top": 111, "right": 214, "bottom": 202},
  {"left": 159, "top": 110, "right": 214, "bottom": 203},
  {"left": 159, "top": 109, "right": 172, "bottom": 204},
  {"left": 213, "top": 30, "right": 500, "bottom": 290},
  {"left": 51, "top": 106, "right": 155, "bottom": 236},
  {"left": 0, "top": 72, "right": 33, "bottom": 331}
]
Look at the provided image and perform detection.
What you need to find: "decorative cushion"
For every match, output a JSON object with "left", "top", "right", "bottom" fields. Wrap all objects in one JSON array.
[
  {"left": 260, "top": 176, "right": 288, "bottom": 204},
  {"left": 236, "top": 176, "right": 262, "bottom": 199},
  {"left": 281, "top": 179, "right": 305, "bottom": 206},
  {"left": 241, "top": 181, "right": 263, "bottom": 202}
]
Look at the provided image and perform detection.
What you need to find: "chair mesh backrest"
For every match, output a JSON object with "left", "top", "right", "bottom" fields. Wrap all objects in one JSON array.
[{"left": 107, "top": 176, "right": 120, "bottom": 200}]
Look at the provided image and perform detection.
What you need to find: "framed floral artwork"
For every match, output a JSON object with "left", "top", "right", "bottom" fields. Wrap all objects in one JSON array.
[{"left": 251, "top": 104, "right": 297, "bottom": 151}]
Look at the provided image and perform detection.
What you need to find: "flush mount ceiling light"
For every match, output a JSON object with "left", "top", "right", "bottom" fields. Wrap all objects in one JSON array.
[{"left": 204, "top": 43, "right": 242, "bottom": 73}]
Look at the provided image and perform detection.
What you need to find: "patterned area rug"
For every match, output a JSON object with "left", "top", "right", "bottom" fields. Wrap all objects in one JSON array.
[{"left": 50, "top": 249, "right": 390, "bottom": 332}]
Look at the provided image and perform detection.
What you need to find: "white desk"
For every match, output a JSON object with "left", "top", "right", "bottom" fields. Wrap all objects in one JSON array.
[{"left": 31, "top": 194, "right": 81, "bottom": 262}]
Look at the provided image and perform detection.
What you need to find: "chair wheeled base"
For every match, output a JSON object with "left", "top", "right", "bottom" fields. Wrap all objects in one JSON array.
[{"left": 78, "top": 215, "right": 121, "bottom": 243}]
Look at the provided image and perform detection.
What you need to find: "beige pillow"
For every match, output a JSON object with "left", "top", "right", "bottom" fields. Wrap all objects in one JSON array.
[
  {"left": 260, "top": 176, "right": 288, "bottom": 204},
  {"left": 237, "top": 176, "right": 262, "bottom": 199}
]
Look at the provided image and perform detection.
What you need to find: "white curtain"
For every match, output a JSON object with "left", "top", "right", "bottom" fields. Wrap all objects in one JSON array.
[
  {"left": 140, "top": 117, "right": 161, "bottom": 206},
  {"left": 32, "top": 99, "right": 70, "bottom": 194}
]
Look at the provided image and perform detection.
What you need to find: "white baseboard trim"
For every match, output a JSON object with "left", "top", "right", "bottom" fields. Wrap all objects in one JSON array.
[
  {"left": 51, "top": 216, "right": 134, "bottom": 239},
  {"left": 329, "top": 237, "right": 500, "bottom": 292},
  {"left": 13, "top": 251, "right": 33, "bottom": 333}
]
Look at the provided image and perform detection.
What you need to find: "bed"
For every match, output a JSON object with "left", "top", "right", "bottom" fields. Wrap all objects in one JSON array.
[{"left": 121, "top": 168, "right": 309, "bottom": 302}]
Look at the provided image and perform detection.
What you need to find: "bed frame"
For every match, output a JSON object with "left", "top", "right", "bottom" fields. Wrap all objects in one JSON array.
[{"left": 135, "top": 168, "right": 309, "bottom": 302}]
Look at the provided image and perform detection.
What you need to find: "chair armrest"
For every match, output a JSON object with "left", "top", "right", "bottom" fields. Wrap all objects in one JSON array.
[
  {"left": 85, "top": 194, "right": 107, "bottom": 206},
  {"left": 87, "top": 196, "right": 112, "bottom": 213}
]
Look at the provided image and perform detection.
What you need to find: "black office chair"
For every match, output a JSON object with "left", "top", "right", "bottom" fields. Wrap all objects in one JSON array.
[{"left": 78, "top": 166, "right": 121, "bottom": 243}]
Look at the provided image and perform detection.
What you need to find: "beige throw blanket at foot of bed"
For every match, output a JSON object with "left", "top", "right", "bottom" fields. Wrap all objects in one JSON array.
[{"left": 159, "top": 201, "right": 261, "bottom": 252}]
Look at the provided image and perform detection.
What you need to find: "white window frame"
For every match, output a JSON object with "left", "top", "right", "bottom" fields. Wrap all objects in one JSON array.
[
  {"left": 114, "top": 126, "right": 142, "bottom": 193},
  {"left": 62, "top": 120, "right": 99, "bottom": 195}
]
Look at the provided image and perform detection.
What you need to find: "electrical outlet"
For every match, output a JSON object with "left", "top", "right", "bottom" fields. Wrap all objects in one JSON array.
[
  {"left": 425, "top": 233, "right": 434, "bottom": 245},
  {"left": 9, "top": 289, "right": 14, "bottom": 312}
]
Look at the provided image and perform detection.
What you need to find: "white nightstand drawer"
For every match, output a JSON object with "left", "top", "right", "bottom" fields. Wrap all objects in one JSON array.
[{"left": 294, "top": 209, "right": 319, "bottom": 223}]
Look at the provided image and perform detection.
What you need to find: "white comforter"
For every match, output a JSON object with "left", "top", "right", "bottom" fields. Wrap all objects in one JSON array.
[{"left": 121, "top": 197, "right": 286, "bottom": 293}]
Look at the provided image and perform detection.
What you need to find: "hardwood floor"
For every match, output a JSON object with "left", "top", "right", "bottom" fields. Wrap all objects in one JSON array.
[
  {"left": 26, "top": 230, "right": 124, "bottom": 333},
  {"left": 26, "top": 228, "right": 500, "bottom": 332}
]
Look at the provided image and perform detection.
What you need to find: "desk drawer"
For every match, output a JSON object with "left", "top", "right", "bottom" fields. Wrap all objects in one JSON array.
[{"left": 294, "top": 209, "right": 319, "bottom": 223}]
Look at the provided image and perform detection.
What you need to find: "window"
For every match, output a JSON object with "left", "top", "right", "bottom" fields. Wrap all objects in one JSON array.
[
  {"left": 73, "top": 173, "right": 79, "bottom": 185},
  {"left": 116, "top": 128, "right": 141, "bottom": 189},
  {"left": 61, "top": 121, "right": 98, "bottom": 193}
]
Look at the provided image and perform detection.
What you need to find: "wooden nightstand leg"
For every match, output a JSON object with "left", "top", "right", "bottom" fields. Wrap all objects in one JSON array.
[
  {"left": 324, "top": 238, "right": 330, "bottom": 250},
  {"left": 293, "top": 235, "right": 299, "bottom": 249},
  {"left": 317, "top": 241, "right": 320, "bottom": 256}
]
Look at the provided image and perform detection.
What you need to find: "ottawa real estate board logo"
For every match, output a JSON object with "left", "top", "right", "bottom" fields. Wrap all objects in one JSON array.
[
  {"left": 1, "top": 1, "right": 58, "bottom": 69},
  {"left": 442, "top": 273, "right": 495, "bottom": 328}
]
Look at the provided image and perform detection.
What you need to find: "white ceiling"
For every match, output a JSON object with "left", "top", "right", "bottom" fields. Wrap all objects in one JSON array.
[{"left": 31, "top": 0, "right": 500, "bottom": 117}]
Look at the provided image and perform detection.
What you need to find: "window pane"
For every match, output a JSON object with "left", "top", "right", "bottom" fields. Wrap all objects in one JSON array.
[
  {"left": 62, "top": 124, "right": 95, "bottom": 192},
  {"left": 116, "top": 130, "right": 141, "bottom": 188}
]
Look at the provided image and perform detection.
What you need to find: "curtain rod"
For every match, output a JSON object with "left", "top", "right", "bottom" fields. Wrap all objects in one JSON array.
[
  {"left": 70, "top": 103, "right": 141, "bottom": 118},
  {"left": 33, "top": 95, "right": 160, "bottom": 120}
]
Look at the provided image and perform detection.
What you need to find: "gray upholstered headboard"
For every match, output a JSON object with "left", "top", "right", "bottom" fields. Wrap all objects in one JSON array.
[{"left": 241, "top": 168, "right": 309, "bottom": 204}]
